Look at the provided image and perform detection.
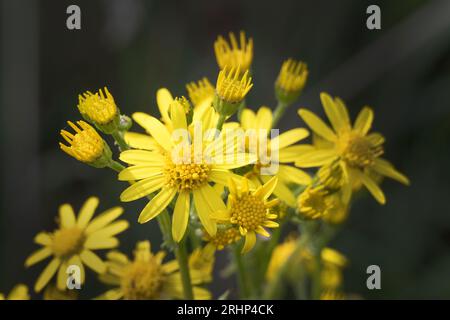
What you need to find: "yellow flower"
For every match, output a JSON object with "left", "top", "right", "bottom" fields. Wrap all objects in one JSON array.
[
  {"left": 296, "top": 93, "right": 410, "bottom": 204},
  {"left": 78, "top": 87, "right": 119, "bottom": 131},
  {"left": 297, "top": 185, "right": 345, "bottom": 220},
  {"left": 118, "top": 104, "right": 256, "bottom": 242},
  {"left": 275, "top": 58, "right": 308, "bottom": 104},
  {"left": 98, "top": 241, "right": 211, "bottom": 300},
  {"left": 59, "top": 120, "right": 112, "bottom": 168},
  {"left": 266, "top": 237, "right": 297, "bottom": 281},
  {"left": 0, "top": 284, "right": 30, "bottom": 300},
  {"left": 25, "top": 197, "right": 128, "bottom": 292},
  {"left": 43, "top": 284, "right": 78, "bottom": 300},
  {"left": 320, "top": 289, "right": 345, "bottom": 300},
  {"left": 203, "top": 226, "right": 242, "bottom": 250},
  {"left": 213, "top": 177, "right": 280, "bottom": 253},
  {"left": 321, "top": 248, "right": 347, "bottom": 290},
  {"left": 240, "top": 106, "right": 312, "bottom": 206},
  {"left": 214, "top": 31, "right": 253, "bottom": 71},
  {"left": 186, "top": 77, "right": 215, "bottom": 114},
  {"left": 216, "top": 66, "right": 253, "bottom": 105}
]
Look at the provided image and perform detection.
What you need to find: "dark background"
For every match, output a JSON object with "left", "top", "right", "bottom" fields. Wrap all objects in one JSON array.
[{"left": 1, "top": 0, "right": 450, "bottom": 299}]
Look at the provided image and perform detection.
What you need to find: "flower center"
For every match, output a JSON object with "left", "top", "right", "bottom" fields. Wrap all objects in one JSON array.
[
  {"left": 52, "top": 227, "right": 85, "bottom": 258},
  {"left": 338, "top": 133, "right": 383, "bottom": 168},
  {"left": 164, "top": 156, "right": 211, "bottom": 191},
  {"left": 121, "top": 259, "right": 165, "bottom": 300},
  {"left": 230, "top": 195, "right": 266, "bottom": 231}
]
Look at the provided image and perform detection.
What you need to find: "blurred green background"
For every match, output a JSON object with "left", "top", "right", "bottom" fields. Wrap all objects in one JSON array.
[{"left": 1, "top": 0, "right": 450, "bottom": 299}]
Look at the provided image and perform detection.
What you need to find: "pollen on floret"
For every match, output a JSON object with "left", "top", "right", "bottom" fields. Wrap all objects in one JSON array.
[
  {"left": 214, "top": 31, "right": 253, "bottom": 71},
  {"left": 216, "top": 66, "right": 253, "bottom": 104},
  {"left": 164, "top": 153, "right": 211, "bottom": 191},
  {"left": 59, "top": 120, "right": 104, "bottom": 163},
  {"left": 186, "top": 78, "right": 215, "bottom": 107},
  {"left": 230, "top": 194, "right": 268, "bottom": 234},
  {"left": 78, "top": 87, "right": 118, "bottom": 125}
]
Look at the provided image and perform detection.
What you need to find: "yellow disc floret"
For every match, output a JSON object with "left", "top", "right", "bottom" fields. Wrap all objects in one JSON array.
[
  {"left": 59, "top": 120, "right": 107, "bottom": 164},
  {"left": 164, "top": 156, "right": 211, "bottom": 192},
  {"left": 337, "top": 132, "right": 384, "bottom": 168},
  {"left": 230, "top": 194, "right": 267, "bottom": 232},
  {"left": 214, "top": 31, "right": 253, "bottom": 71},
  {"left": 297, "top": 185, "right": 339, "bottom": 220},
  {"left": 52, "top": 227, "right": 85, "bottom": 258},
  {"left": 78, "top": 87, "right": 118, "bottom": 125},
  {"left": 205, "top": 227, "right": 241, "bottom": 250}
]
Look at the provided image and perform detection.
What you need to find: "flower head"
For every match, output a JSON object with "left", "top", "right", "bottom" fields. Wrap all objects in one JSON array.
[
  {"left": 25, "top": 197, "right": 128, "bottom": 292},
  {"left": 0, "top": 284, "right": 30, "bottom": 300},
  {"left": 275, "top": 59, "right": 308, "bottom": 104},
  {"left": 214, "top": 31, "right": 253, "bottom": 71},
  {"left": 203, "top": 226, "right": 241, "bottom": 250},
  {"left": 186, "top": 77, "right": 215, "bottom": 111},
  {"left": 78, "top": 87, "right": 119, "bottom": 133},
  {"left": 240, "top": 106, "right": 312, "bottom": 207},
  {"left": 213, "top": 177, "right": 280, "bottom": 253},
  {"left": 59, "top": 120, "right": 112, "bottom": 168},
  {"left": 118, "top": 105, "right": 256, "bottom": 242},
  {"left": 98, "top": 241, "right": 212, "bottom": 300},
  {"left": 297, "top": 185, "right": 344, "bottom": 220},
  {"left": 296, "top": 93, "right": 410, "bottom": 204}
]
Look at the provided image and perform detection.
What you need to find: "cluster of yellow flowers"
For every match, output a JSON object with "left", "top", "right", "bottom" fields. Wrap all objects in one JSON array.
[{"left": 1, "top": 31, "right": 408, "bottom": 300}]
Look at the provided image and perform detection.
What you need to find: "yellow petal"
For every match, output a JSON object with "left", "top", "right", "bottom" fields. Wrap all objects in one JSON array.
[
  {"left": 34, "top": 232, "right": 52, "bottom": 246},
  {"left": 80, "top": 250, "right": 106, "bottom": 274},
  {"left": 118, "top": 165, "right": 163, "bottom": 181},
  {"left": 132, "top": 112, "right": 174, "bottom": 150},
  {"left": 277, "top": 165, "right": 311, "bottom": 185},
  {"left": 85, "top": 207, "right": 124, "bottom": 234},
  {"left": 7, "top": 284, "right": 29, "bottom": 300},
  {"left": 241, "top": 231, "right": 256, "bottom": 254},
  {"left": 295, "top": 149, "right": 337, "bottom": 168},
  {"left": 256, "top": 226, "right": 270, "bottom": 237},
  {"left": 263, "top": 220, "right": 279, "bottom": 228},
  {"left": 170, "top": 100, "right": 188, "bottom": 130},
  {"left": 298, "top": 108, "right": 336, "bottom": 141},
  {"left": 87, "top": 220, "right": 129, "bottom": 240},
  {"left": 334, "top": 97, "right": 351, "bottom": 131},
  {"left": 172, "top": 192, "right": 190, "bottom": 242},
  {"left": 193, "top": 185, "right": 226, "bottom": 236},
  {"left": 84, "top": 237, "right": 119, "bottom": 250},
  {"left": 240, "top": 108, "right": 256, "bottom": 130},
  {"left": 212, "top": 153, "right": 257, "bottom": 170},
  {"left": 157, "top": 88, "right": 174, "bottom": 123},
  {"left": 106, "top": 251, "right": 129, "bottom": 265},
  {"left": 193, "top": 287, "right": 212, "bottom": 300},
  {"left": 261, "top": 176, "right": 296, "bottom": 207},
  {"left": 77, "top": 197, "right": 99, "bottom": 228},
  {"left": 254, "top": 176, "right": 278, "bottom": 200},
  {"left": 124, "top": 132, "right": 158, "bottom": 150},
  {"left": 57, "top": 261, "right": 68, "bottom": 290},
  {"left": 120, "top": 175, "right": 166, "bottom": 202},
  {"left": 119, "top": 150, "right": 165, "bottom": 165},
  {"left": 138, "top": 188, "right": 177, "bottom": 223},
  {"left": 59, "top": 204, "right": 76, "bottom": 228},
  {"left": 255, "top": 106, "right": 273, "bottom": 131},
  {"left": 271, "top": 128, "right": 309, "bottom": 150},
  {"left": 372, "top": 158, "right": 410, "bottom": 185},
  {"left": 353, "top": 106, "right": 373, "bottom": 135},
  {"left": 278, "top": 144, "right": 315, "bottom": 163},
  {"left": 321, "top": 92, "right": 347, "bottom": 133},
  {"left": 35, "top": 258, "right": 61, "bottom": 292},
  {"left": 25, "top": 247, "right": 52, "bottom": 267}
]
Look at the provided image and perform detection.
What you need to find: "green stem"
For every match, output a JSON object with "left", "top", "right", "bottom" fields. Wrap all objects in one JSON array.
[
  {"left": 216, "top": 114, "right": 226, "bottom": 131},
  {"left": 271, "top": 100, "right": 289, "bottom": 129},
  {"left": 107, "top": 160, "right": 125, "bottom": 173},
  {"left": 111, "top": 130, "right": 129, "bottom": 151},
  {"left": 233, "top": 245, "right": 251, "bottom": 298},
  {"left": 175, "top": 237, "right": 194, "bottom": 299}
]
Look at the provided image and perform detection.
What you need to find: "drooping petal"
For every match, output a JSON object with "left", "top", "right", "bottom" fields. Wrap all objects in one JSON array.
[
  {"left": 120, "top": 175, "right": 166, "bottom": 202},
  {"left": 138, "top": 188, "right": 177, "bottom": 224},
  {"left": 353, "top": 106, "right": 373, "bottom": 135},
  {"left": 77, "top": 197, "right": 99, "bottom": 228},
  {"left": 298, "top": 109, "right": 336, "bottom": 141},
  {"left": 241, "top": 231, "right": 256, "bottom": 254},
  {"left": 35, "top": 258, "right": 61, "bottom": 292},
  {"left": 80, "top": 249, "right": 106, "bottom": 274},
  {"left": 172, "top": 192, "right": 190, "bottom": 242},
  {"left": 354, "top": 169, "right": 386, "bottom": 204},
  {"left": 372, "top": 158, "right": 410, "bottom": 185}
]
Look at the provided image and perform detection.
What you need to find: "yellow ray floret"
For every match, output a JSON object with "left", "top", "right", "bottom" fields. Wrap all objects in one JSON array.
[
  {"left": 214, "top": 31, "right": 253, "bottom": 71},
  {"left": 25, "top": 197, "right": 128, "bottom": 293},
  {"left": 296, "top": 92, "right": 410, "bottom": 204},
  {"left": 0, "top": 284, "right": 30, "bottom": 300},
  {"left": 98, "top": 241, "right": 212, "bottom": 300}
]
